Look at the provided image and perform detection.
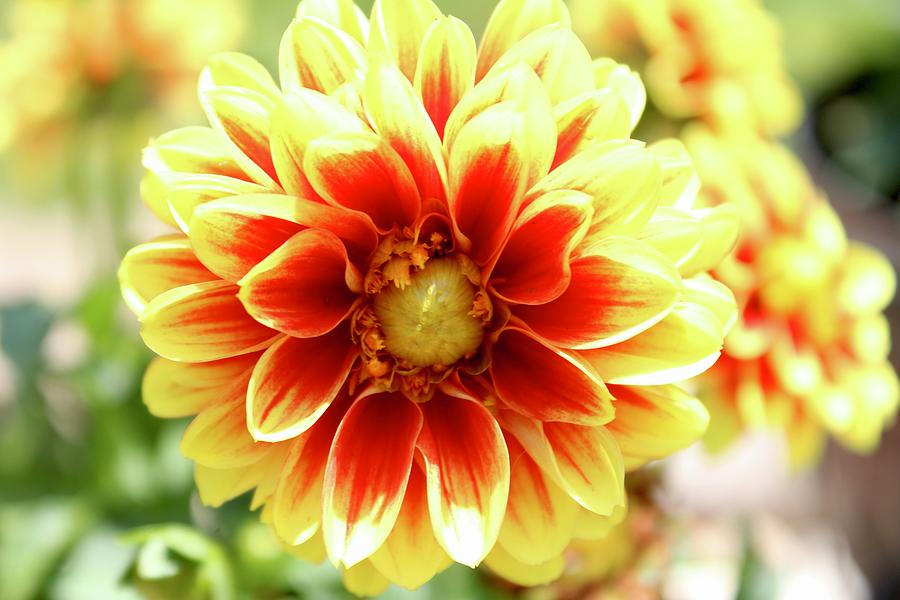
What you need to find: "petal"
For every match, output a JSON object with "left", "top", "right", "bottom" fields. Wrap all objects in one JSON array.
[
  {"left": 203, "top": 52, "right": 280, "bottom": 101},
  {"left": 119, "top": 236, "right": 216, "bottom": 315},
  {"left": 551, "top": 89, "right": 632, "bottom": 168},
  {"left": 489, "top": 189, "right": 592, "bottom": 305},
  {"left": 140, "top": 172, "right": 182, "bottom": 228},
  {"left": 271, "top": 390, "right": 349, "bottom": 546},
  {"left": 416, "top": 391, "right": 510, "bottom": 567},
  {"left": 638, "top": 206, "right": 704, "bottom": 269},
  {"left": 484, "top": 544, "right": 565, "bottom": 587},
  {"left": 295, "top": 0, "right": 369, "bottom": 45},
  {"left": 195, "top": 462, "right": 263, "bottom": 508},
  {"left": 593, "top": 58, "right": 646, "bottom": 132},
  {"left": 486, "top": 24, "right": 594, "bottom": 105},
  {"left": 501, "top": 410, "right": 625, "bottom": 515},
  {"left": 606, "top": 384, "right": 709, "bottom": 467},
  {"left": 683, "top": 275, "right": 738, "bottom": 332},
  {"left": 165, "top": 174, "right": 269, "bottom": 234},
  {"left": 248, "top": 325, "right": 356, "bottom": 442},
  {"left": 496, "top": 444, "right": 577, "bottom": 565},
  {"left": 370, "top": 466, "right": 451, "bottom": 590},
  {"left": 140, "top": 281, "right": 279, "bottom": 362},
  {"left": 322, "top": 392, "right": 423, "bottom": 567},
  {"left": 491, "top": 328, "right": 614, "bottom": 425},
  {"left": 838, "top": 242, "right": 896, "bottom": 316},
  {"left": 516, "top": 237, "right": 681, "bottom": 349},
  {"left": 447, "top": 107, "right": 532, "bottom": 265},
  {"left": 304, "top": 132, "right": 421, "bottom": 231},
  {"left": 341, "top": 560, "right": 390, "bottom": 597},
  {"left": 283, "top": 530, "right": 327, "bottom": 563},
  {"left": 363, "top": 57, "right": 447, "bottom": 205},
  {"left": 200, "top": 85, "right": 280, "bottom": 188},
  {"left": 190, "top": 194, "right": 376, "bottom": 283},
  {"left": 270, "top": 88, "right": 369, "bottom": 198},
  {"left": 414, "top": 16, "right": 477, "bottom": 138},
  {"left": 528, "top": 140, "right": 661, "bottom": 239},
  {"left": 278, "top": 17, "right": 366, "bottom": 95},
  {"left": 181, "top": 376, "right": 272, "bottom": 469},
  {"left": 142, "top": 126, "right": 249, "bottom": 181},
  {"left": 142, "top": 353, "right": 258, "bottom": 418},
  {"left": 367, "top": 0, "right": 442, "bottom": 81},
  {"left": 648, "top": 138, "right": 700, "bottom": 209},
  {"left": 678, "top": 204, "right": 741, "bottom": 278},
  {"left": 238, "top": 228, "right": 363, "bottom": 338},
  {"left": 476, "top": 0, "right": 571, "bottom": 80},
  {"left": 580, "top": 302, "right": 724, "bottom": 385}
]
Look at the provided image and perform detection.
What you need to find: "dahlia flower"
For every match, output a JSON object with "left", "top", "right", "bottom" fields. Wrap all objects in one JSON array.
[
  {"left": 568, "top": 0, "right": 802, "bottom": 137},
  {"left": 685, "top": 126, "right": 899, "bottom": 468},
  {"left": 120, "top": 0, "right": 738, "bottom": 593}
]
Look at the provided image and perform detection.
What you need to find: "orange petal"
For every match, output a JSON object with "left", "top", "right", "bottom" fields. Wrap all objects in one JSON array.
[
  {"left": 367, "top": 0, "right": 442, "bottom": 81},
  {"left": 414, "top": 16, "right": 476, "bottom": 139},
  {"left": 181, "top": 375, "right": 272, "bottom": 469},
  {"left": 119, "top": 235, "right": 216, "bottom": 315},
  {"left": 515, "top": 237, "right": 681, "bottom": 349},
  {"left": 271, "top": 390, "right": 349, "bottom": 546},
  {"left": 501, "top": 410, "right": 625, "bottom": 515},
  {"left": 476, "top": 0, "right": 571, "bottom": 80},
  {"left": 200, "top": 86, "right": 280, "bottom": 188},
  {"left": 497, "top": 441, "right": 577, "bottom": 565},
  {"left": 492, "top": 328, "right": 614, "bottom": 425},
  {"left": 416, "top": 390, "right": 510, "bottom": 567},
  {"left": 322, "top": 392, "right": 422, "bottom": 567},
  {"left": 278, "top": 17, "right": 366, "bottom": 95},
  {"left": 239, "top": 229, "right": 362, "bottom": 338},
  {"left": 142, "top": 353, "right": 258, "bottom": 418},
  {"left": 190, "top": 194, "right": 376, "bottom": 283},
  {"left": 490, "top": 190, "right": 592, "bottom": 305},
  {"left": 304, "top": 132, "right": 421, "bottom": 231},
  {"left": 606, "top": 384, "right": 709, "bottom": 467},
  {"left": 270, "top": 88, "right": 369, "bottom": 199},
  {"left": 370, "top": 466, "right": 451, "bottom": 589},
  {"left": 248, "top": 325, "right": 356, "bottom": 442},
  {"left": 140, "top": 281, "right": 279, "bottom": 362},
  {"left": 363, "top": 57, "right": 447, "bottom": 205}
]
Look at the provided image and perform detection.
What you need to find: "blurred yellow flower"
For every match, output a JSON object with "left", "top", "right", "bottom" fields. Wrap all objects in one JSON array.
[
  {"left": 686, "top": 125, "right": 899, "bottom": 468},
  {"left": 569, "top": 0, "right": 803, "bottom": 137},
  {"left": 120, "top": 0, "right": 739, "bottom": 593}
]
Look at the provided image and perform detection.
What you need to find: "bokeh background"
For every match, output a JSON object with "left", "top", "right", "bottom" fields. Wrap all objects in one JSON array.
[{"left": 0, "top": 1, "right": 898, "bottom": 598}]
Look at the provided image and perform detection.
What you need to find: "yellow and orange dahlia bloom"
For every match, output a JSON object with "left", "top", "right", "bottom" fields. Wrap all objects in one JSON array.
[
  {"left": 685, "top": 126, "right": 899, "bottom": 468},
  {"left": 568, "top": 0, "right": 803, "bottom": 137},
  {"left": 120, "top": 0, "right": 739, "bottom": 593}
]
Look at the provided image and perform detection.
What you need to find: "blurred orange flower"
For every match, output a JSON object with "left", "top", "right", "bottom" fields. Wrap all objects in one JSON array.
[{"left": 120, "top": 0, "right": 738, "bottom": 593}]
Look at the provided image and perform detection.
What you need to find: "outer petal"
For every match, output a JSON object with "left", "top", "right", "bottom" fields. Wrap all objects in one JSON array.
[
  {"left": 476, "top": 0, "right": 570, "bottom": 80},
  {"left": 200, "top": 85, "right": 280, "bottom": 188},
  {"left": 486, "top": 24, "right": 594, "bottom": 105},
  {"left": 181, "top": 375, "right": 272, "bottom": 469},
  {"left": 203, "top": 52, "right": 281, "bottom": 102},
  {"left": 238, "top": 229, "right": 363, "bottom": 338},
  {"left": 551, "top": 89, "right": 631, "bottom": 168},
  {"left": 491, "top": 328, "right": 614, "bottom": 425},
  {"left": 416, "top": 391, "right": 510, "bottom": 567},
  {"left": 341, "top": 560, "right": 390, "bottom": 598},
  {"left": 414, "top": 16, "right": 477, "bottom": 138},
  {"left": 638, "top": 207, "right": 704, "bottom": 269},
  {"left": 593, "top": 58, "right": 646, "bottom": 132},
  {"left": 501, "top": 410, "right": 625, "bottom": 516},
  {"left": 142, "top": 126, "right": 249, "bottom": 181},
  {"left": 606, "top": 384, "right": 709, "bottom": 468},
  {"left": 367, "top": 0, "right": 442, "bottom": 80},
  {"left": 370, "top": 466, "right": 451, "bottom": 590},
  {"left": 322, "top": 392, "right": 423, "bottom": 567},
  {"left": 140, "top": 281, "right": 279, "bottom": 362},
  {"left": 270, "top": 88, "right": 369, "bottom": 199},
  {"left": 489, "top": 189, "right": 592, "bottom": 305},
  {"left": 497, "top": 442, "right": 577, "bottom": 565},
  {"left": 580, "top": 302, "right": 724, "bottom": 385},
  {"left": 649, "top": 139, "right": 701, "bottom": 209},
  {"left": 271, "top": 390, "right": 349, "bottom": 546},
  {"left": 295, "top": 0, "right": 369, "bottom": 45},
  {"left": 279, "top": 17, "right": 366, "bottom": 95},
  {"left": 142, "top": 353, "right": 258, "bottom": 418},
  {"left": 678, "top": 204, "right": 741, "bottom": 278},
  {"left": 516, "top": 237, "right": 681, "bottom": 349},
  {"left": 189, "top": 193, "right": 377, "bottom": 282},
  {"left": 164, "top": 174, "right": 269, "bottom": 234},
  {"left": 528, "top": 140, "right": 661, "bottom": 239},
  {"left": 304, "top": 132, "right": 421, "bottom": 231},
  {"left": 195, "top": 444, "right": 289, "bottom": 508},
  {"left": 247, "top": 325, "right": 356, "bottom": 442},
  {"left": 119, "top": 236, "right": 216, "bottom": 315},
  {"left": 364, "top": 58, "right": 447, "bottom": 205},
  {"left": 484, "top": 544, "right": 565, "bottom": 587}
]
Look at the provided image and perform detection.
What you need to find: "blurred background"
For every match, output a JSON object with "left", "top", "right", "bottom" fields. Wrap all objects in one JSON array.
[{"left": 0, "top": 0, "right": 898, "bottom": 598}]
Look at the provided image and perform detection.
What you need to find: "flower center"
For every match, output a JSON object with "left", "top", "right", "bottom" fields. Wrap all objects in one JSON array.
[{"left": 373, "top": 256, "right": 484, "bottom": 368}]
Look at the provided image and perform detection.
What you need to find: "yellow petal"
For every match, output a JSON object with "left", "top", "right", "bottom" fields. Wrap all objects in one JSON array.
[
  {"left": 342, "top": 560, "right": 391, "bottom": 598},
  {"left": 203, "top": 52, "right": 280, "bottom": 102},
  {"left": 838, "top": 242, "right": 896, "bottom": 316},
  {"left": 678, "top": 203, "right": 740, "bottom": 278},
  {"left": 484, "top": 543, "right": 565, "bottom": 587},
  {"left": 593, "top": 58, "right": 646, "bottom": 131},
  {"left": 279, "top": 17, "right": 366, "bottom": 95},
  {"left": 296, "top": 0, "right": 369, "bottom": 45},
  {"left": 477, "top": 0, "right": 570, "bottom": 79},
  {"left": 648, "top": 138, "right": 700, "bottom": 210},
  {"left": 638, "top": 207, "right": 703, "bottom": 269},
  {"left": 367, "top": 0, "right": 442, "bottom": 81}
]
